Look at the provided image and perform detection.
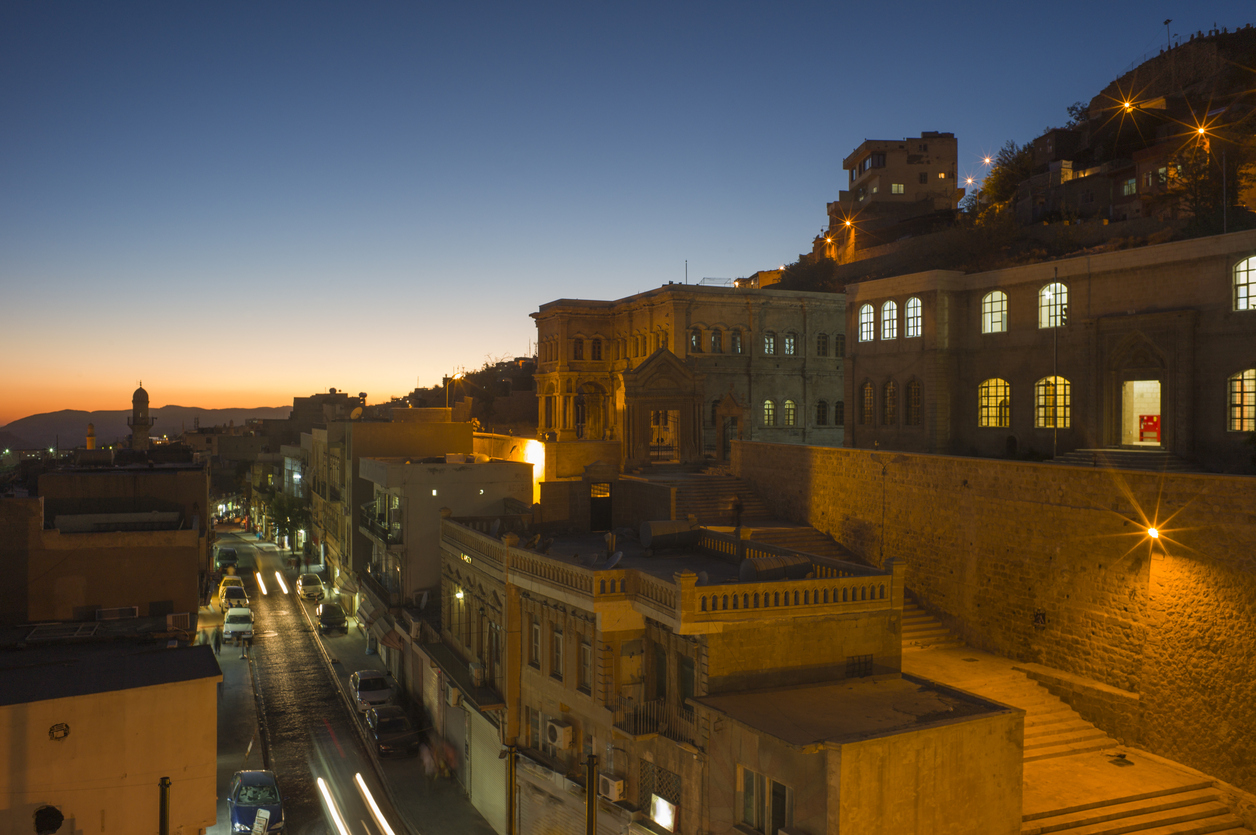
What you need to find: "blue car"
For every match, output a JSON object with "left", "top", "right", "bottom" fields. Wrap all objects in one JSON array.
[{"left": 228, "top": 770, "right": 284, "bottom": 833}]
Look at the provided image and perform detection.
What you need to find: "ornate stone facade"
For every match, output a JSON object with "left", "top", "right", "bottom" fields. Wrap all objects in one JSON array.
[{"left": 532, "top": 284, "right": 846, "bottom": 469}]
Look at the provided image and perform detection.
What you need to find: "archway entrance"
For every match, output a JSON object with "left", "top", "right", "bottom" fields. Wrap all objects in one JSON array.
[{"left": 1121, "top": 380, "right": 1162, "bottom": 446}]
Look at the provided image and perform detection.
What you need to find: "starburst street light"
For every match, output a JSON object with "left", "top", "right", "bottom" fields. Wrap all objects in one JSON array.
[
  {"left": 1148, "top": 527, "right": 1160, "bottom": 539},
  {"left": 982, "top": 156, "right": 992, "bottom": 166}
]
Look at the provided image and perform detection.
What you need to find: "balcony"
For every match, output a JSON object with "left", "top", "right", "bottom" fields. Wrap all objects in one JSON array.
[
  {"left": 361, "top": 568, "right": 402, "bottom": 609},
  {"left": 611, "top": 695, "right": 700, "bottom": 748},
  {"left": 360, "top": 501, "right": 403, "bottom": 547}
]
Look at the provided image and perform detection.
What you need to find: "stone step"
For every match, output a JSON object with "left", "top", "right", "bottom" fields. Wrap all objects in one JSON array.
[
  {"left": 1023, "top": 787, "right": 1224, "bottom": 834},
  {"left": 1024, "top": 737, "right": 1119, "bottom": 762},
  {"left": 1025, "top": 718, "right": 1093, "bottom": 739},
  {"left": 1023, "top": 782, "right": 1220, "bottom": 823},
  {"left": 1024, "top": 800, "right": 1240, "bottom": 835},
  {"left": 1024, "top": 728, "right": 1113, "bottom": 751}
]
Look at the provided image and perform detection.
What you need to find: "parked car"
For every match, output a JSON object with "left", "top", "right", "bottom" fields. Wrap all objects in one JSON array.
[
  {"left": 215, "top": 546, "right": 239, "bottom": 571},
  {"left": 365, "top": 705, "right": 420, "bottom": 756},
  {"left": 223, "top": 607, "right": 255, "bottom": 642},
  {"left": 228, "top": 770, "right": 284, "bottom": 833},
  {"left": 316, "top": 602, "right": 348, "bottom": 635},
  {"left": 350, "top": 670, "right": 394, "bottom": 713},
  {"left": 296, "top": 573, "right": 325, "bottom": 601},
  {"left": 220, "top": 585, "right": 249, "bottom": 610}
]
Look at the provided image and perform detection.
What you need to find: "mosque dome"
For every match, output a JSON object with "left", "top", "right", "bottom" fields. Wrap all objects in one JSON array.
[{"left": 133, "top": 384, "right": 149, "bottom": 404}]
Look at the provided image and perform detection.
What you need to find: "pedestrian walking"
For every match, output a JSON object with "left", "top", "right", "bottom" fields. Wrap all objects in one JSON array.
[
  {"left": 238, "top": 635, "right": 249, "bottom": 660},
  {"left": 213, "top": 627, "right": 222, "bottom": 656}
]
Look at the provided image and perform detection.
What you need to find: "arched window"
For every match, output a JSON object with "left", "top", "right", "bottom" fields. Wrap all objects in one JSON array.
[
  {"left": 816, "top": 333, "right": 829, "bottom": 356},
  {"left": 1035, "top": 376, "right": 1072, "bottom": 428},
  {"left": 763, "top": 400, "right": 777, "bottom": 426},
  {"left": 1229, "top": 368, "right": 1256, "bottom": 431},
  {"left": 573, "top": 338, "right": 584, "bottom": 360},
  {"left": 883, "top": 381, "right": 897, "bottom": 425},
  {"left": 834, "top": 401, "right": 845, "bottom": 425},
  {"left": 710, "top": 329, "right": 722, "bottom": 353},
  {"left": 689, "top": 328, "right": 702, "bottom": 352},
  {"left": 861, "top": 382, "right": 874, "bottom": 425},
  {"left": 731, "top": 330, "right": 743, "bottom": 354},
  {"left": 859, "top": 305, "right": 875, "bottom": 342},
  {"left": 783, "top": 400, "right": 797, "bottom": 426},
  {"left": 1235, "top": 257, "right": 1256, "bottom": 311},
  {"left": 905, "top": 297, "right": 922, "bottom": 338},
  {"left": 816, "top": 401, "right": 828, "bottom": 425},
  {"left": 591, "top": 338, "right": 602, "bottom": 360},
  {"left": 906, "top": 379, "right": 922, "bottom": 426},
  {"left": 978, "top": 378, "right": 1011, "bottom": 427},
  {"left": 881, "top": 301, "right": 898, "bottom": 340},
  {"left": 982, "top": 291, "right": 1007, "bottom": 333},
  {"left": 763, "top": 332, "right": 776, "bottom": 354},
  {"left": 1039, "top": 282, "right": 1068, "bottom": 328},
  {"left": 784, "top": 333, "right": 797, "bottom": 355},
  {"left": 835, "top": 333, "right": 846, "bottom": 358}
]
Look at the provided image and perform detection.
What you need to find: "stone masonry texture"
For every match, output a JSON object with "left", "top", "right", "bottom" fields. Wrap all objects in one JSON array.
[{"left": 732, "top": 440, "right": 1256, "bottom": 793}]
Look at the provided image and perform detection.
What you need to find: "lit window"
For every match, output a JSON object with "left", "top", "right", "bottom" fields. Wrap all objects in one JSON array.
[
  {"left": 1235, "top": 257, "right": 1256, "bottom": 311},
  {"left": 784, "top": 333, "right": 796, "bottom": 355},
  {"left": 881, "top": 301, "right": 897, "bottom": 340},
  {"left": 732, "top": 331, "right": 743, "bottom": 354},
  {"left": 906, "top": 380, "right": 922, "bottom": 426},
  {"left": 573, "top": 339, "right": 583, "bottom": 360},
  {"left": 978, "top": 378, "right": 1011, "bottom": 428},
  {"left": 816, "top": 333, "right": 828, "bottom": 356},
  {"left": 763, "top": 333, "right": 776, "bottom": 354},
  {"left": 860, "top": 383, "right": 874, "bottom": 425},
  {"left": 783, "top": 400, "right": 797, "bottom": 427},
  {"left": 690, "top": 328, "right": 702, "bottom": 352},
  {"left": 710, "top": 330, "right": 722, "bottom": 352},
  {"left": 1229, "top": 369, "right": 1256, "bottom": 431},
  {"left": 883, "top": 381, "right": 897, "bottom": 425},
  {"left": 938, "top": 171, "right": 947, "bottom": 179},
  {"left": 1035, "top": 376, "right": 1072, "bottom": 428},
  {"left": 891, "top": 183, "right": 904, "bottom": 194},
  {"left": 1039, "top": 282, "right": 1068, "bottom": 328},
  {"left": 763, "top": 400, "right": 776, "bottom": 426},
  {"left": 858, "top": 305, "right": 874, "bottom": 342},
  {"left": 905, "top": 297, "right": 922, "bottom": 337},
  {"left": 816, "top": 401, "right": 828, "bottom": 425},
  {"left": 1122, "top": 178, "right": 1136, "bottom": 196},
  {"left": 982, "top": 291, "right": 1008, "bottom": 333},
  {"left": 738, "top": 766, "right": 793, "bottom": 835}
]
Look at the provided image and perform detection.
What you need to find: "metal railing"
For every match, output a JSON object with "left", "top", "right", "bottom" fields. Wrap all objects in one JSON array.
[
  {"left": 611, "top": 696, "right": 700, "bottom": 747},
  {"left": 359, "top": 502, "right": 403, "bottom": 546}
]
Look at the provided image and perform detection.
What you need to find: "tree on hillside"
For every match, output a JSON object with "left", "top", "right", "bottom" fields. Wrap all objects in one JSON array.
[{"left": 1163, "top": 126, "right": 1256, "bottom": 236}]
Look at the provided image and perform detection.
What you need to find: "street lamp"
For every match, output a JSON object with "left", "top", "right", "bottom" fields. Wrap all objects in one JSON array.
[{"left": 445, "top": 372, "right": 464, "bottom": 409}]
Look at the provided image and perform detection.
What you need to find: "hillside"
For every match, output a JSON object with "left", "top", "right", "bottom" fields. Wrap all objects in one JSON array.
[{"left": 1, "top": 406, "right": 291, "bottom": 450}]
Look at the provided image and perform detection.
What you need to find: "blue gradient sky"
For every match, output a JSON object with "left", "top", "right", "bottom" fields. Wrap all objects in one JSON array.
[{"left": 2, "top": 1, "right": 1251, "bottom": 425}]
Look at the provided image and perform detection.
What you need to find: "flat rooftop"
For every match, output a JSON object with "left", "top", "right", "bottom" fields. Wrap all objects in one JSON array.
[
  {"left": 695, "top": 675, "right": 1015, "bottom": 746},
  {"left": 534, "top": 532, "right": 743, "bottom": 584}
]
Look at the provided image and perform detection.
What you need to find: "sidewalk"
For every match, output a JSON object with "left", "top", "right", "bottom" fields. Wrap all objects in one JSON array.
[{"left": 290, "top": 566, "right": 497, "bottom": 835}]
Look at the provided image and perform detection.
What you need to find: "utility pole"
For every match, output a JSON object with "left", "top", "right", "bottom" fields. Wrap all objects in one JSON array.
[
  {"left": 158, "top": 777, "right": 171, "bottom": 835},
  {"left": 1164, "top": 19, "right": 1172, "bottom": 50},
  {"left": 1052, "top": 268, "right": 1059, "bottom": 459},
  {"left": 585, "top": 754, "right": 599, "bottom": 835}
]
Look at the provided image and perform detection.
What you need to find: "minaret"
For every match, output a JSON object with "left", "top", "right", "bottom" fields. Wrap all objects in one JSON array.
[
  {"left": 86, "top": 422, "right": 96, "bottom": 450},
  {"left": 128, "top": 382, "right": 154, "bottom": 451}
]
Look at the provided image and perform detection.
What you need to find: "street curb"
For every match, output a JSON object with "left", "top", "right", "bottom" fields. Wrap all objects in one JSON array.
[
  {"left": 291, "top": 575, "right": 423, "bottom": 835},
  {"left": 246, "top": 651, "right": 272, "bottom": 770}
]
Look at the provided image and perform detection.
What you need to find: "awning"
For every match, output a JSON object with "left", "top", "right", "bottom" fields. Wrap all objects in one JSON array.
[
  {"left": 379, "top": 629, "right": 405, "bottom": 651},
  {"left": 357, "top": 602, "right": 382, "bottom": 626}
]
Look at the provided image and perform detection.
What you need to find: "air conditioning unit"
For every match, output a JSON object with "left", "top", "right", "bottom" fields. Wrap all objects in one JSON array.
[
  {"left": 545, "top": 719, "right": 572, "bottom": 748},
  {"left": 447, "top": 686, "right": 462, "bottom": 707},
  {"left": 469, "top": 662, "right": 485, "bottom": 687},
  {"left": 598, "top": 773, "right": 625, "bottom": 801}
]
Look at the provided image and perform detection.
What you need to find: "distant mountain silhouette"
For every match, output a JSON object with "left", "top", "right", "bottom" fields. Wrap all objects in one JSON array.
[{"left": 0, "top": 406, "right": 291, "bottom": 450}]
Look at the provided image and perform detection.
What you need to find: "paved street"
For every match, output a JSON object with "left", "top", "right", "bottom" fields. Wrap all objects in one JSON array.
[{"left": 210, "top": 532, "right": 406, "bottom": 835}]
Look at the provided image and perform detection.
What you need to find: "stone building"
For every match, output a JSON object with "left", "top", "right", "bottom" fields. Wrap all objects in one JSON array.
[
  {"left": 532, "top": 284, "right": 846, "bottom": 471},
  {"left": 844, "top": 229, "right": 1256, "bottom": 472},
  {"left": 422, "top": 514, "right": 1021, "bottom": 835}
]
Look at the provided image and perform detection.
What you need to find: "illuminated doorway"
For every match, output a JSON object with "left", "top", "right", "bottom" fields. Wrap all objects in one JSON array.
[{"left": 1121, "top": 380, "right": 1161, "bottom": 446}]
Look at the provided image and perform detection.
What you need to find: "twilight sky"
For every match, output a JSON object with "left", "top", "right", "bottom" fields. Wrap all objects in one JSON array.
[{"left": 2, "top": 1, "right": 1251, "bottom": 426}]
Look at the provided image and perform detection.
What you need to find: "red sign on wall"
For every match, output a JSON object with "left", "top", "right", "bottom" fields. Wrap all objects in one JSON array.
[{"left": 1139, "top": 414, "right": 1161, "bottom": 442}]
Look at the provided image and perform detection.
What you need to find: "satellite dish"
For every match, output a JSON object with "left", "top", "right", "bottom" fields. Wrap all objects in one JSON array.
[
  {"left": 349, "top": 406, "right": 364, "bottom": 420},
  {"left": 605, "top": 551, "right": 623, "bottom": 570}
]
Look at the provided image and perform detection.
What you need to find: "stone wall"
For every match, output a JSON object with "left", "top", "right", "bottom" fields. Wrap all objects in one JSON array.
[{"left": 732, "top": 440, "right": 1256, "bottom": 793}]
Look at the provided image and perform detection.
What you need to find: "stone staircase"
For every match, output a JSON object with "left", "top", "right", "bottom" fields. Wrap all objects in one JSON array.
[
  {"left": 1022, "top": 782, "right": 1252, "bottom": 835},
  {"left": 666, "top": 475, "right": 773, "bottom": 525},
  {"left": 1052, "top": 449, "right": 1201, "bottom": 473},
  {"left": 747, "top": 526, "right": 857, "bottom": 561},
  {"left": 901, "top": 597, "right": 964, "bottom": 651}
]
